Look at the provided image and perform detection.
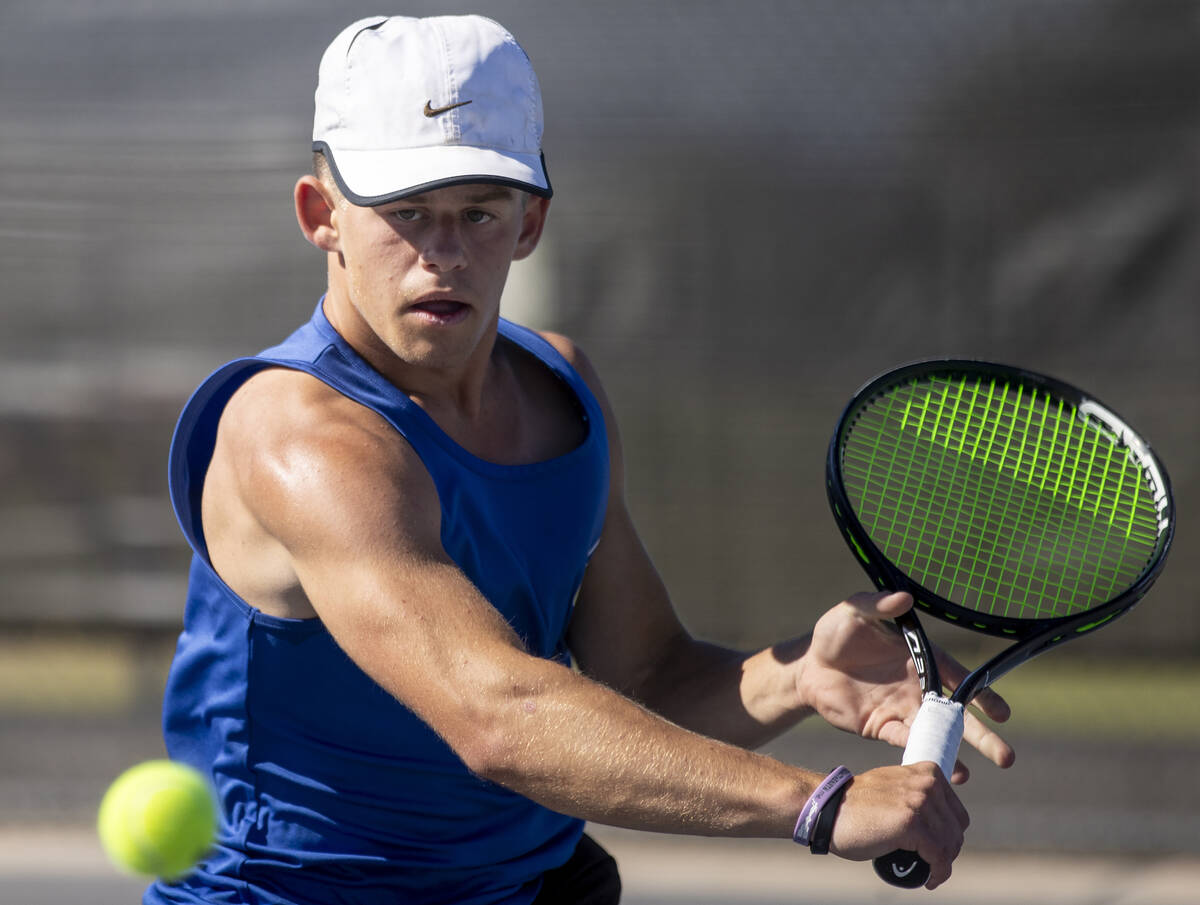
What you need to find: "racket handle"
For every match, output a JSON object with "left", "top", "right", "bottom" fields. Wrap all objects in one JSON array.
[
  {"left": 872, "top": 693, "right": 965, "bottom": 889},
  {"left": 874, "top": 850, "right": 931, "bottom": 888}
]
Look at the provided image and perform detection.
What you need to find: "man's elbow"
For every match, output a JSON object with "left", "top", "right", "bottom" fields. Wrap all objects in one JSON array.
[
  {"left": 437, "top": 671, "right": 553, "bottom": 784},
  {"left": 452, "top": 715, "right": 519, "bottom": 781}
]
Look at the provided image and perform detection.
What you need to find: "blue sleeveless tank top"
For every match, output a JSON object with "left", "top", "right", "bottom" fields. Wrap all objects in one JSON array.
[{"left": 147, "top": 300, "right": 609, "bottom": 905}]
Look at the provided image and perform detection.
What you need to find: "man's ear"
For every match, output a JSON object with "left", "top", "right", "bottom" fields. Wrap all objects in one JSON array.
[
  {"left": 512, "top": 195, "right": 551, "bottom": 261},
  {"left": 294, "top": 175, "right": 341, "bottom": 252}
]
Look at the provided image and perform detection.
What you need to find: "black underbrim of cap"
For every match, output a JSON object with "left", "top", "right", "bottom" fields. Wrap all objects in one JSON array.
[{"left": 312, "top": 141, "right": 553, "bottom": 207}]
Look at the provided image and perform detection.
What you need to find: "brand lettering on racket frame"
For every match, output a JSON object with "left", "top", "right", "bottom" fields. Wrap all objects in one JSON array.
[
  {"left": 900, "top": 624, "right": 928, "bottom": 683},
  {"left": 1080, "top": 400, "right": 1171, "bottom": 533}
]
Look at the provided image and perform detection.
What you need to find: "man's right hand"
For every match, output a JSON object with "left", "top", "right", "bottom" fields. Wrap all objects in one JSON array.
[{"left": 829, "top": 762, "right": 969, "bottom": 890}]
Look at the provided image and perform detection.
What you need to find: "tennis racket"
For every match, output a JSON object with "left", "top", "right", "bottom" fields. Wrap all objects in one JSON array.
[{"left": 825, "top": 360, "right": 1174, "bottom": 889}]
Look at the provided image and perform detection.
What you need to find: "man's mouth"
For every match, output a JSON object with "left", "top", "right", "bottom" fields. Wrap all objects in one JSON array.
[{"left": 408, "top": 297, "right": 470, "bottom": 323}]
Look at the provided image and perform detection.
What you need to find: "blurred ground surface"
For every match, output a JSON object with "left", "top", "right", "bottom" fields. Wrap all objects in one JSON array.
[{"left": 3, "top": 826, "right": 1198, "bottom": 905}]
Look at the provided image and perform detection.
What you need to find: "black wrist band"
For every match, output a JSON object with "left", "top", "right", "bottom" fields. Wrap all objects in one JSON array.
[{"left": 808, "top": 777, "right": 851, "bottom": 855}]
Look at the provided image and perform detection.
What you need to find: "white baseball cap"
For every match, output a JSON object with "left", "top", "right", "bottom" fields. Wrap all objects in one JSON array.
[{"left": 312, "top": 15, "right": 552, "bottom": 206}]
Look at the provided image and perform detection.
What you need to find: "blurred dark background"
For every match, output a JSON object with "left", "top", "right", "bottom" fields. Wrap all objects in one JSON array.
[{"left": 1, "top": 0, "right": 1198, "bottom": 857}]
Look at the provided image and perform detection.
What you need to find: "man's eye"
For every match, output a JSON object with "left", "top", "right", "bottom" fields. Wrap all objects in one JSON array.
[
  {"left": 466, "top": 210, "right": 493, "bottom": 224},
  {"left": 392, "top": 209, "right": 421, "bottom": 222}
]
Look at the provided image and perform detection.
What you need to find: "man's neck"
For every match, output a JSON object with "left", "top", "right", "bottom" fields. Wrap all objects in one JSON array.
[{"left": 321, "top": 285, "right": 501, "bottom": 423}]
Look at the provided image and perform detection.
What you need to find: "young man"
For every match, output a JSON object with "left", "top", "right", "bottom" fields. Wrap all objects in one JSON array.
[{"left": 152, "top": 15, "right": 1013, "bottom": 905}]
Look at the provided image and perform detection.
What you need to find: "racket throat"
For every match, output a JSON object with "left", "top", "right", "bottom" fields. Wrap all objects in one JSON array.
[{"left": 899, "top": 616, "right": 941, "bottom": 695}]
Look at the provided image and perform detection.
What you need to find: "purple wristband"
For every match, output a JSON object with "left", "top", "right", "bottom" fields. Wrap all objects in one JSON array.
[{"left": 793, "top": 765, "right": 853, "bottom": 846}]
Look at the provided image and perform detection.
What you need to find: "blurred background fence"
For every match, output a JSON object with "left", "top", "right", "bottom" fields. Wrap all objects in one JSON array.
[{"left": 1, "top": 0, "right": 1198, "bottom": 859}]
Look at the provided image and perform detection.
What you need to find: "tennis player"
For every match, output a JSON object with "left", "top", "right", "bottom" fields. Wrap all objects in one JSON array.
[{"left": 151, "top": 15, "right": 1014, "bottom": 904}]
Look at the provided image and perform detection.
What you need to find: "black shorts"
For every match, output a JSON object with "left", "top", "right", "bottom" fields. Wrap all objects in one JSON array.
[{"left": 532, "top": 833, "right": 622, "bottom": 905}]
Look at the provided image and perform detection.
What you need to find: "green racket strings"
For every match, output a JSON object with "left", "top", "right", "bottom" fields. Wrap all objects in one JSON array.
[{"left": 840, "top": 374, "right": 1163, "bottom": 621}]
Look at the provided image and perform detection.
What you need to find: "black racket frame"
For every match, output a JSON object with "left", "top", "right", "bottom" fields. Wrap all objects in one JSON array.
[
  {"left": 825, "top": 359, "right": 1174, "bottom": 889},
  {"left": 827, "top": 358, "right": 1173, "bottom": 703}
]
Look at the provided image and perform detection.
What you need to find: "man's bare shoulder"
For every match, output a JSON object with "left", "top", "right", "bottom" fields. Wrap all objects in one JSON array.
[
  {"left": 213, "top": 367, "right": 438, "bottom": 547},
  {"left": 534, "top": 330, "right": 603, "bottom": 393},
  {"left": 221, "top": 366, "right": 397, "bottom": 461}
]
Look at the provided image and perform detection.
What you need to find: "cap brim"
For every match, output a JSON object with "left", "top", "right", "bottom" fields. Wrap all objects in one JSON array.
[{"left": 314, "top": 141, "right": 552, "bottom": 206}]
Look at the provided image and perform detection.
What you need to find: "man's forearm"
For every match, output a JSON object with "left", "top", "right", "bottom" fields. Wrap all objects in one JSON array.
[
  {"left": 618, "top": 633, "right": 816, "bottom": 750},
  {"left": 457, "top": 650, "right": 818, "bottom": 837}
]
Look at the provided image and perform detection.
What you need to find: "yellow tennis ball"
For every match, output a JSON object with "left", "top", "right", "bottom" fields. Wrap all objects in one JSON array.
[{"left": 97, "top": 759, "right": 217, "bottom": 881}]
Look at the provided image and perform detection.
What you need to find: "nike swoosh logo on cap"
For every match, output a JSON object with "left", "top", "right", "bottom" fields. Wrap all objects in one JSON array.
[{"left": 424, "top": 99, "right": 473, "bottom": 117}]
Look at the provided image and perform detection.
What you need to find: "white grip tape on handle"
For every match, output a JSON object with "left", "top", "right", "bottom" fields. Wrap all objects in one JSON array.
[{"left": 901, "top": 692, "right": 965, "bottom": 780}]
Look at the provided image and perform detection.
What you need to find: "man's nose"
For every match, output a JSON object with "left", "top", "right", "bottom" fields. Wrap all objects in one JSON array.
[{"left": 420, "top": 219, "right": 468, "bottom": 271}]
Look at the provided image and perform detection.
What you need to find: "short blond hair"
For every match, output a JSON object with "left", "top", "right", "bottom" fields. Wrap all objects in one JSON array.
[{"left": 312, "top": 150, "right": 346, "bottom": 205}]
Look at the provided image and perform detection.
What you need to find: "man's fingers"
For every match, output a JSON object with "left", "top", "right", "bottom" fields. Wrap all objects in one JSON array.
[
  {"left": 962, "top": 711, "right": 1016, "bottom": 770},
  {"left": 932, "top": 647, "right": 1016, "bottom": 771},
  {"left": 924, "top": 857, "right": 954, "bottom": 890},
  {"left": 968, "top": 685, "right": 1012, "bottom": 723},
  {"left": 950, "top": 760, "right": 969, "bottom": 784},
  {"left": 945, "top": 778, "right": 970, "bottom": 831},
  {"left": 935, "top": 651, "right": 1011, "bottom": 723},
  {"left": 844, "top": 590, "right": 914, "bottom": 620},
  {"left": 830, "top": 763, "right": 969, "bottom": 891},
  {"left": 924, "top": 771, "right": 968, "bottom": 889},
  {"left": 907, "top": 766, "right": 967, "bottom": 890}
]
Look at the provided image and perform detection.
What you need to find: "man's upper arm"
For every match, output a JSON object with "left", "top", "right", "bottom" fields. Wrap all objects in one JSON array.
[
  {"left": 219, "top": 371, "right": 534, "bottom": 765},
  {"left": 539, "top": 334, "right": 693, "bottom": 697}
]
